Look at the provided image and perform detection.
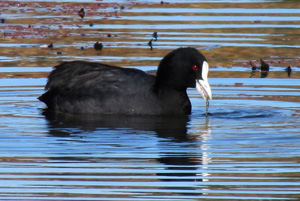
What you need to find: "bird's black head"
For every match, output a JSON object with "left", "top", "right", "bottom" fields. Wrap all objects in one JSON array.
[{"left": 154, "top": 47, "right": 212, "bottom": 101}]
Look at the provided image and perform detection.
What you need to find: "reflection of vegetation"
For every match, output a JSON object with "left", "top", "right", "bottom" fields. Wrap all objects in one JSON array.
[{"left": 0, "top": 1, "right": 299, "bottom": 78}]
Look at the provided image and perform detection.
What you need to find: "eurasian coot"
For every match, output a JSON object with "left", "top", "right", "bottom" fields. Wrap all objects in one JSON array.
[
  {"left": 39, "top": 47, "right": 212, "bottom": 115},
  {"left": 78, "top": 8, "right": 85, "bottom": 19},
  {"left": 94, "top": 41, "right": 103, "bottom": 51},
  {"left": 148, "top": 39, "right": 153, "bottom": 51},
  {"left": 286, "top": 66, "right": 292, "bottom": 77},
  {"left": 152, "top": 32, "right": 158, "bottom": 41},
  {"left": 260, "top": 58, "right": 269, "bottom": 78}
]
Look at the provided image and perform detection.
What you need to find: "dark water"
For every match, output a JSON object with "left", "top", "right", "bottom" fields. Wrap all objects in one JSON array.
[{"left": 0, "top": 0, "right": 300, "bottom": 200}]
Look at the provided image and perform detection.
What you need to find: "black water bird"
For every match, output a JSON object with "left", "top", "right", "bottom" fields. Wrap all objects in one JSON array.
[
  {"left": 94, "top": 41, "right": 103, "bottom": 51},
  {"left": 148, "top": 39, "right": 153, "bottom": 50},
  {"left": 152, "top": 32, "right": 158, "bottom": 41},
  {"left": 48, "top": 43, "right": 53, "bottom": 50},
  {"left": 39, "top": 47, "right": 212, "bottom": 115},
  {"left": 249, "top": 61, "right": 257, "bottom": 78},
  {"left": 260, "top": 58, "right": 269, "bottom": 78},
  {"left": 78, "top": 8, "right": 85, "bottom": 19},
  {"left": 286, "top": 66, "right": 292, "bottom": 77}
]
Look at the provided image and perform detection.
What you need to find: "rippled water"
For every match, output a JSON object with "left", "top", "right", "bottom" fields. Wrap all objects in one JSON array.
[
  {"left": 0, "top": 77, "right": 299, "bottom": 200},
  {"left": 0, "top": 0, "right": 300, "bottom": 200}
]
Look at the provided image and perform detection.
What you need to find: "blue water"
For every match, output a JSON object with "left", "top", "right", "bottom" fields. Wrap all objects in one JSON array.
[
  {"left": 126, "top": 8, "right": 300, "bottom": 14},
  {"left": 0, "top": 77, "right": 299, "bottom": 200}
]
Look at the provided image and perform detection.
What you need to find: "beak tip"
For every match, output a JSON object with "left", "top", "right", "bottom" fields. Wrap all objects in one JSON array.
[{"left": 196, "top": 79, "right": 212, "bottom": 102}]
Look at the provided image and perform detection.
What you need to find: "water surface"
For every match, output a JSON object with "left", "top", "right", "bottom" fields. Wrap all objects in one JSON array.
[{"left": 0, "top": 0, "right": 299, "bottom": 200}]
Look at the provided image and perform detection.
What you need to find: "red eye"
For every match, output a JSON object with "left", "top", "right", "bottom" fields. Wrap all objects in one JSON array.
[{"left": 192, "top": 65, "right": 198, "bottom": 71}]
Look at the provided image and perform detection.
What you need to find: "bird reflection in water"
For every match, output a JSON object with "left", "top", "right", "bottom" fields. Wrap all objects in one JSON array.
[
  {"left": 157, "top": 117, "right": 211, "bottom": 196},
  {"left": 43, "top": 111, "right": 211, "bottom": 196}
]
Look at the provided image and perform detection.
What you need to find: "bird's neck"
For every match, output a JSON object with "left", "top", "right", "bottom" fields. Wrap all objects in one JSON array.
[{"left": 152, "top": 84, "right": 191, "bottom": 115}]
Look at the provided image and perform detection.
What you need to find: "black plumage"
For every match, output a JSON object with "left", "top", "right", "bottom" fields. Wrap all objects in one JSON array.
[
  {"left": 286, "top": 66, "right": 292, "bottom": 77},
  {"left": 148, "top": 39, "right": 153, "bottom": 50},
  {"left": 78, "top": 8, "right": 85, "bottom": 19},
  {"left": 94, "top": 41, "right": 103, "bottom": 51},
  {"left": 39, "top": 47, "right": 212, "bottom": 115},
  {"left": 260, "top": 58, "right": 269, "bottom": 78}
]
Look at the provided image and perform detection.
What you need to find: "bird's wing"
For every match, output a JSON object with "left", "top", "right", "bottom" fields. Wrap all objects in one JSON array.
[{"left": 45, "top": 61, "right": 153, "bottom": 97}]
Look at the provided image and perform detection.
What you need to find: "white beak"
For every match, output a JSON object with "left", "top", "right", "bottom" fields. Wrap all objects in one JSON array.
[
  {"left": 196, "top": 79, "right": 212, "bottom": 102},
  {"left": 196, "top": 61, "right": 212, "bottom": 101}
]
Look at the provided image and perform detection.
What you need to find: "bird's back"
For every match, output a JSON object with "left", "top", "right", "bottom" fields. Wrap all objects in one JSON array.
[{"left": 39, "top": 61, "right": 156, "bottom": 114}]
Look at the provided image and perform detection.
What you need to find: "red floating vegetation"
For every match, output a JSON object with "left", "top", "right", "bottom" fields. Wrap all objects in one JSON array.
[
  {"left": 0, "top": 1, "right": 125, "bottom": 18},
  {"left": 0, "top": 1, "right": 127, "bottom": 40},
  {"left": 234, "top": 83, "right": 244, "bottom": 87}
]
